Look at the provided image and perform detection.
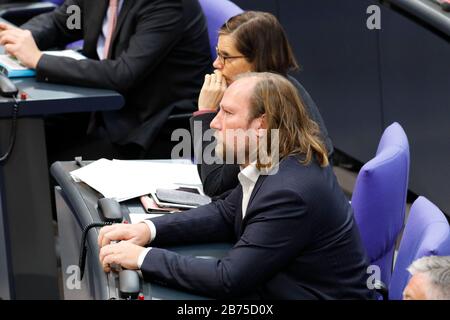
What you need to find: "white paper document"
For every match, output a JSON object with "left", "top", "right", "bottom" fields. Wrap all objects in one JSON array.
[
  {"left": 43, "top": 50, "right": 87, "bottom": 60},
  {"left": 129, "top": 213, "right": 165, "bottom": 224},
  {"left": 70, "top": 159, "right": 202, "bottom": 202}
]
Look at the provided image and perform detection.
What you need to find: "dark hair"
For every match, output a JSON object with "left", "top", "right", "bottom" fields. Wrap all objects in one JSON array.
[{"left": 219, "top": 11, "right": 299, "bottom": 75}]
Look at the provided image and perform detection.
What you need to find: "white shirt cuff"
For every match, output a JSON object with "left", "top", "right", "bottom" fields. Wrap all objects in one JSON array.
[
  {"left": 140, "top": 220, "right": 156, "bottom": 243},
  {"left": 137, "top": 247, "right": 152, "bottom": 269},
  {"left": 136, "top": 220, "right": 156, "bottom": 269}
]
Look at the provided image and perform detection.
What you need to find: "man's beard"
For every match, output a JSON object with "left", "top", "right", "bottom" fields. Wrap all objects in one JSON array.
[
  {"left": 213, "top": 130, "right": 250, "bottom": 165},
  {"left": 214, "top": 131, "right": 226, "bottom": 161},
  {"left": 213, "top": 129, "right": 279, "bottom": 171}
]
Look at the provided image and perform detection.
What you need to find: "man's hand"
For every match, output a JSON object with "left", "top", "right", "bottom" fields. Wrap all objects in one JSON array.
[
  {"left": 198, "top": 70, "right": 227, "bottom": 111},
  {"left": 98, "top": 223, "right": 151, "bottom": 248},
  {"left": 0, "top": 24, "right": 42, "bottom": 69},
  {"left": 0, "top": 22, "right": 19, "bottom": 32},
  {"left": 99, "top": 241, "right": 146, "bottom": 272}
]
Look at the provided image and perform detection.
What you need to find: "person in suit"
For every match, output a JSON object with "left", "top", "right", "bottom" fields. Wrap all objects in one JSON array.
[
  {"left": 190, "top": 11, "right": 333, "bottom": 198},
  {"left": 0, "top": 0, "right": 212, "bottom": 160},
  {"left": 97, "top": 72, "right": 374, "bottom": 299}
]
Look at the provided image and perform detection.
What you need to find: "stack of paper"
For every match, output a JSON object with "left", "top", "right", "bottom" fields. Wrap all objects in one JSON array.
[
  {"left": 70, "top": 159, "right": 202, "bottom": 202},
  {"left": 43, "top": 50, "right": 87, "bottom": 61},
  {"left": 129, "top": 213, "right": 165, "bottom": 224}
]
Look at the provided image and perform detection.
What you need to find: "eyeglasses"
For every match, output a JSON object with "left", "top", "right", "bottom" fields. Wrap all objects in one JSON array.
[{"left": 215, "top": 47, "right": 246, "bottom": 65}]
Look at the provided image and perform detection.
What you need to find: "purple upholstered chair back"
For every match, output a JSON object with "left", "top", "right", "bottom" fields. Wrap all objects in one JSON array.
[
  {"left": 45, "top": 0, "right": 64, "bottom": 5},
  {"left": 389, "top": 196, "right": 450, "bottom": 300},
  {"left": 351, "top": 122, "right": 410, "bottom": 286},
  {"left": 198, "top": 0, "right": 243, "bottom": 60}
]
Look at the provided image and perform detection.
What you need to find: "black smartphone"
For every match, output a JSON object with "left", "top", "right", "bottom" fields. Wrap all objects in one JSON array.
[{"left": 176, "top": 186, "right": 201, "bottom": 194}]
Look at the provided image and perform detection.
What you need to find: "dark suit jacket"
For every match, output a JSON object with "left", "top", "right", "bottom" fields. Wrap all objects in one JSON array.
[
  {"left": 141, "top": 155, "right": 374, "bottom": 299},
  {"left": 22, "top": 0, "right": 212, "bottom": 149},
  {"left": 190, "top": 76, "right": 334, "bottom": 197}
]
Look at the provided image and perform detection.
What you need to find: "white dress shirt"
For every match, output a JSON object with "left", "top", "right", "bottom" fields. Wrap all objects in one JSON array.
[
  {"left": 237, "top": 163, "right": 261, "bottom": 219},
  {"left": 137, "top": 220, "right": 156, "bottom": 268},
  {"left": 96, "top": 0, "right": 124, "bottom": 60},
  {"left": 137, "top": 164, "right": 261, "bottom": 268}
]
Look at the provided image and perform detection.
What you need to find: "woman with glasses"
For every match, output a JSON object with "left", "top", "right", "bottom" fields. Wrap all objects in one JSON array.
[{"left": 190, "top": 11, "right": 333, "bottom": 198}]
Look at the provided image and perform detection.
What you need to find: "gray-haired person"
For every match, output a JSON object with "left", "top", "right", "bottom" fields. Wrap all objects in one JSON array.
[{"left": 403, "top": 256, "right": 450, "bottom": 300}]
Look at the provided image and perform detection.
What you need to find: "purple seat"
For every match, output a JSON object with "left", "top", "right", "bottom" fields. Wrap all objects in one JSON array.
[
  {"left": 388, "top": 196, "right": 450, "bottom": 300},
  {"left": 66, "top": 40, "right": 84, "bottom": 51},
  {"left": 45, "top": 0, "right": 64, "bottom": 5},
  {"left": 198, "top": 0, "right": 243, "bottom": 60},
  {"left": 351, "top": 122, "right": 410, "bottom": 287}
]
